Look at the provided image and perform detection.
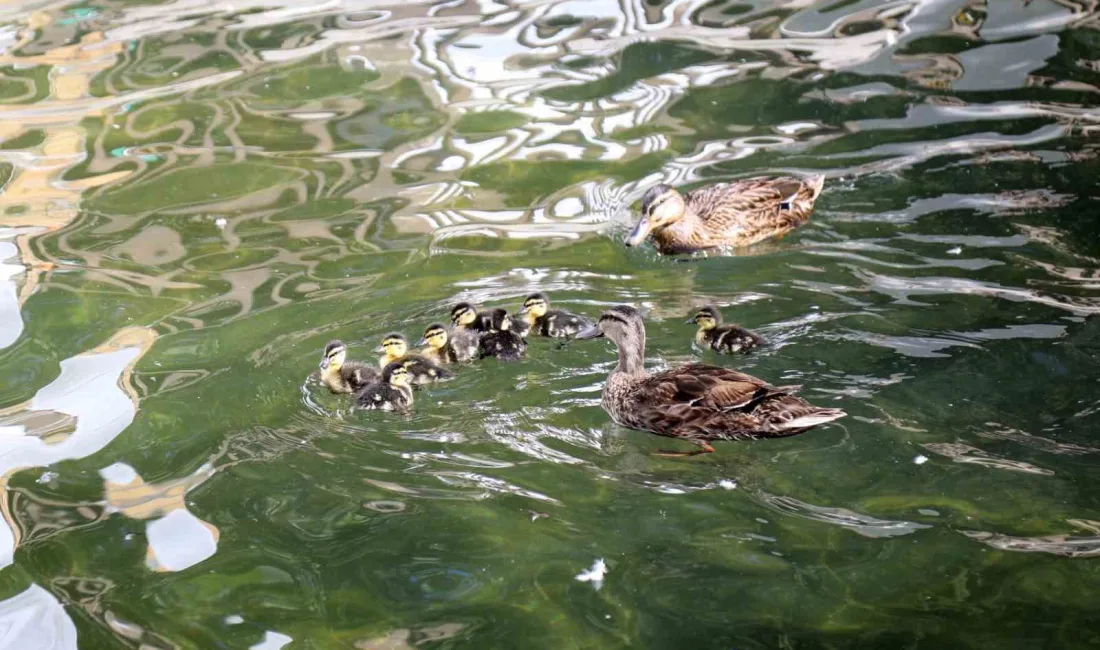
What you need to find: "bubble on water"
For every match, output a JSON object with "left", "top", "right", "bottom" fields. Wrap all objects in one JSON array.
[{"left": 914, "top": 455, "right": 929, "bottom": 465}]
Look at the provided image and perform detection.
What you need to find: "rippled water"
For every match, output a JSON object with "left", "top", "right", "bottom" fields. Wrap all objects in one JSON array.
[{"left": 2, "top": 0, "right": 1100, "bottom": 647}]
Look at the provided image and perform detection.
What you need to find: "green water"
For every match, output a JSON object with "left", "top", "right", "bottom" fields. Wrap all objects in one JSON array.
[{"left": 2, "top": 1, "right": 1100, "bottom": 648}]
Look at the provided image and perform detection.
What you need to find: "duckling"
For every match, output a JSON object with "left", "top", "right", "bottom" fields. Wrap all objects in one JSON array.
[
  {"left": 625, "top": 176, "right": 825, "bottom": 254},
  {"left": 516, "top": 292, "right": 593, "bottom": 339},
  {"left": 375, "top": 333, "right": 455, "bottom": 384},
  {"left": 449, "top": 302, "right": 485, "bottom": 361},
  {"left": 477, "top": 308, "right": 527, "bottom": 361},
  {"left": 418, "top": 323, "right": 458, "bottom": 366},
  {"left": 355, "top": 361, "right": 413, "bottom": 411},
  {"left": 687, "top": 305, "right": 766, "bottom": 354},
  {"left": 318, "top": 340, "right": 379, "bottom": 394},
  {"left": 575, "top": 305, "right": 844, "bottom": 456}
]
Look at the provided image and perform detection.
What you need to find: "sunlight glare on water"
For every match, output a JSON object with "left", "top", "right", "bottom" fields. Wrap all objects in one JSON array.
[{"left": 1, "top": 0, "right": 1099, "bottom": 647}]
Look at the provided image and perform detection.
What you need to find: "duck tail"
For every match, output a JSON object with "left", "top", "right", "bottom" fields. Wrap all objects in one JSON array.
[
  {"left": 776, "top": 407, "right": 846, "bottom": 431},
  {"left": 805, "top": 174, "right": 826, "bottom": 200}
]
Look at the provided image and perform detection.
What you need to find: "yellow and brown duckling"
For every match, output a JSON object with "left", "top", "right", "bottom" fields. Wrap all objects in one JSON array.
[
  {"left": 516, "top": 292, "right": 593, "bottom": 339},
  {"left": 449, "top": 302, "right": 485, "bottom": 361},
  {"left": 625, "top": 176, "right": 825, "bottom": 254},
  {"left": 575, "top": 305, "right": 845, "bottom": 456},
  {"left": 418, "top": 323, "right": 458, "bottom": 366},
  {"left": 477, "top": 308, "right": 527, "bottom": 361},
  {"left": 376, "top": 333, "right": 455, "bottom": 384},
  {"left": 319, "top": 340, "right": 379, "bottom": 394},
  {"left": 355, "top": 361, "right": 413, "bottom": 411},
  {"left": 687, "top": 305, "right": 766, "bottom": 354}
]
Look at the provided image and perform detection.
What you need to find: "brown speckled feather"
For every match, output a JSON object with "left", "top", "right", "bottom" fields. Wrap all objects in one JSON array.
[
  {"left": 605, "top": 363, "right": 843, "bottom": 444},
  {"left": 653, "top": 175, "right": 824, "bottom": 253}
]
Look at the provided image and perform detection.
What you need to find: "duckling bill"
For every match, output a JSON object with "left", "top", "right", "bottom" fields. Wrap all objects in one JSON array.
[
  {"left": 319, "top": 340, "right": 379, "bottom": 394},
  {"left": 688, "top": 305, "right": 766, "bottom": 354},
  {"left": 376, "top": 333, "right": 455, "bottom": 384},
  {"left": 575, "top": 305, "right": 844, "bottom": 456},
  {"left": 626, "top": 176, "right": 825, "bottom": 254},
  {"left": 356, "top": 362, "right": 413, "bottom": 411},
  {"left": 517, "top": 292, "right": 593, "bottom": 338}
]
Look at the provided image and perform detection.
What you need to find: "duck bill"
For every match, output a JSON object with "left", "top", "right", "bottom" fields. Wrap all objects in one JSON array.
[
  {"left": 574, "top": 324, "right": 604, "bottom": 340},
  {"left": 516, "top": 307, "right": 530, "bottom": 317},
  {"left": 624, "top": 218, "right": 653, "bottom": 247},
  {"left": 373, "top": 345, "right": 386, "bottom": 353},
  {"left": 319, "top": 357, "right": 331, "bottom": 370},
  {"left": 683, "top": 318, "right": 697, "bottom": 325},
  {"left": 415, "top": 337, "right": 428, "bottom": 347}
]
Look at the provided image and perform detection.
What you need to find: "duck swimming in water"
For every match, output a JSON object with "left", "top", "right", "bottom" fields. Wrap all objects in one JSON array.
[
  {"left": 355, "top": 362, "right": 413, "bottom": 411},
  {"left": 517, "top": 292, "right": 593, "bottom": 339},
  {"left": 477, "top": 308, "right": 527, "bottom": 361},
  {"left": 318, "top": 340, "right": 379, "bottom": 394},
  {"left": 418, "top": 323, "right": 459, "bottom": 366},
  {"left": 376, "top": 333, "right": 454, "bottom": 384},
  {"left": 687, "top": 305, "right": 766, "bottom": 354},
  {"left": 575, "top": 305, "right": 845, "bottom": 456},
  {"left": 449, "top": 302, "right": 486, "bottom": 361},
  {"left": 625, "top": 176, "right": 825, "bottom": 254}
]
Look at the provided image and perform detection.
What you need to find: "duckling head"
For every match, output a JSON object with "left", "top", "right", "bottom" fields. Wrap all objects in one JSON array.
[
  {"left": 383, "top": 361, "right": 411, "bottom": 388},
  {"left": 687, "top": 305, "right": 722, "bottom": 330},
  {"left": 418, "top": 323, "right": 449, "bottom": 349},
  {"left": 626, "top": 184, "right": 685, "bottom": 247},
  {"left": 451, "top": 302, "right": 478, "bottom": 327},
  {"left": 486, "top": 308, "right": 512, "bottom": 331},
  {"left": 320, "top": 340, "right": 347, "bottom": 371},
  {"left": 375, "top": 333, "right": 408, "bottom": 366},
  {"left": 517, "top": 292, "right": 549, "bottom": 323}
]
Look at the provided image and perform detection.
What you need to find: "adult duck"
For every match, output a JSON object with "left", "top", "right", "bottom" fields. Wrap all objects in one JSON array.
[
  {"left": 625, "top": 176, "right": 825, "bottom": 254},
  {"left": 576, "top": 305, "right": 844, "bottom": 455}
]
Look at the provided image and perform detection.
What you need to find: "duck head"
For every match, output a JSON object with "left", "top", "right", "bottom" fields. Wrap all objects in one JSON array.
[
  {"left": 375, "top": 333, "right": 408, "bottom": 366},
  {"left": 319, "top": 340, "right": 347, "bottom": 371},
  {"left": 485, "top": 307, "right": 513, "bottom": 331},
  {"left": 517, "top": 292, "right": 549, "bottom": 324},
  {"left": 418, "top": 323, "right": 449, "bottom": 349},
  {"left": 451, "top": 302, "right": 478, "bottom": 328},
  {"left": 686, "top": 305, "right": 722, "bottom": 330},
  {"left": 383, "top": 361, "right": 412, "bottom": 388},
  {"left": 626, "top": 184, "right": 686, "bottom": 247},
  {"left": 576, "top": 305, "right": 646, "bottom": 374}
]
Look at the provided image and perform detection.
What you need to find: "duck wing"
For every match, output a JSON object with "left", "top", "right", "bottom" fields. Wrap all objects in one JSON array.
[
  {"left": 642, "top": 363, "right": 785, "bottom": 411},
  {"left": 347, "top": 363, "right": 381, "bottom": 389},
  {"left": 634, "top": 363, "right": 842, "bottom": 440},
  {"left": 402, "top": 355, "right": 455, "bottom": 381},
  {"left": 686, "top": 176, "right": 824, "bottom": 240}
]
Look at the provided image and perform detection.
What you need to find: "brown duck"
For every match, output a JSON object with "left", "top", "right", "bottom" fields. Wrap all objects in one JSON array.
[
  {"left": 625, "top": 176, "right": 825, "bottom": 254},
  {"left": 576, "top": 305, "right": 845, "bottom": 456}
]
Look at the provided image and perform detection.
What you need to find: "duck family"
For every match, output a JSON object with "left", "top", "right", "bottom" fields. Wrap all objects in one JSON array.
[{"left": 315, "top": 175, "right": 843, "bottom": 454}]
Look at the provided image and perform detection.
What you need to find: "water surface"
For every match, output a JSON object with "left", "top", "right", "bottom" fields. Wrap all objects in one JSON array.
[{"left": 1, "top": 0, "right": 1100, "bottom": 648}]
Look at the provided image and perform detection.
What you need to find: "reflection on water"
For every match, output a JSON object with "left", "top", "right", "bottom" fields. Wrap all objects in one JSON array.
[{"left": 1, "top": 0, "right": 1100, "bottom": 647}]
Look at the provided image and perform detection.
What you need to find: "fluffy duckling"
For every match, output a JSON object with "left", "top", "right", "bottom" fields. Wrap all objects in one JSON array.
[
  {"left": 418, "top": 323, "right": 458, "bottom": 365},
  {"left": 687, "top": 305, "right": 766, "bottom": 354},
  {"left": 477, "top": 308, "right": 527, "bottom": 361},
  {"left": 576, "top": 305, "right": 844, "bottom": 456},
  {"left": 449, "top": 302, "right": 485, "bottom": 361},
  {"left": 376, "top": 333, "right": 455, "bottom": 384},
  {"left": 517, "top": 292, "right": 593, "bottom": 339},
  {"left": 625, "top": 176, "right": 825, "bottom": 254},
  {"left": 355, "top": 362, "right": 413, "bottom": 411},
  {"left": 319, "top": 340, "right": 379, "bottom": 394}
]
